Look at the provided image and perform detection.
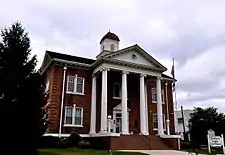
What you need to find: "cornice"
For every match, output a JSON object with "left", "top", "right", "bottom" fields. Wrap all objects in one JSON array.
[{"left": 102, "top": 58, "right": 164, "bottom": 72}]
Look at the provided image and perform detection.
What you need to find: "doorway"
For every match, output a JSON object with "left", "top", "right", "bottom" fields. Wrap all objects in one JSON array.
[{"left": 112, "top": 103, "right": 130, "bottom": 133}]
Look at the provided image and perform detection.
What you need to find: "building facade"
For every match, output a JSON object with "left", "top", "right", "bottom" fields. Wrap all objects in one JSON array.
[
  {"left": 41, "top": 32, "right": 180, "bottom": 150},
  {"left": 174, "top": 109, "right": 193, "bottom": 134}
]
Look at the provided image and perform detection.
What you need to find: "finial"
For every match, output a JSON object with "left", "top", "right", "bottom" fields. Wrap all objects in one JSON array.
[{"left": 109, "top": 29, "right": 110, "bottom": 32}]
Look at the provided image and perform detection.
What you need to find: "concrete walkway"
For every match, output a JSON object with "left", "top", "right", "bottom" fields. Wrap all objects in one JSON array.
[{"left": 118, "top": 150, "right": 205, "bottom": 155}]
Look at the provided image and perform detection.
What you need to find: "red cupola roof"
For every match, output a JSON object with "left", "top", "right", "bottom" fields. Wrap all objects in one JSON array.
[{"left": 100, "top": 31, "right": 120, "bottom": 43}]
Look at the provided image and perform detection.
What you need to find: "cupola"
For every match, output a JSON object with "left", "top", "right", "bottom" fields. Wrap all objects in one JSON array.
[{"left": 100, "top": 31, "right": 120, "bottom": 52}]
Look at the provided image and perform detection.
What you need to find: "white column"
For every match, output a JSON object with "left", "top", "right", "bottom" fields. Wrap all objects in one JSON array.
[
  {"left": 165, "top": 83, "right": 170, "bottom": 135},
  {"left": 89, "top": 74, "right": 97, "bottom": 134},
  {"left": 140, "top": 74, "right": 147, "bottom": 135},
  {"left": 144, "top": 80, "right": 149, "bottom": 135},
  {"left": 100, "top": 68, "right": 108, "bottom": 133},
  {"left": 122, "top": 71, "right": 129, "bottom": 134},
  {"left": 156, "top": 77, "right": 164, "bottom": 135}
]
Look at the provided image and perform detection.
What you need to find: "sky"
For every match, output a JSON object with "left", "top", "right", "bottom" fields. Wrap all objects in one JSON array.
[{"left": 1, "top": 0, "right": 225, "bottom": 113}]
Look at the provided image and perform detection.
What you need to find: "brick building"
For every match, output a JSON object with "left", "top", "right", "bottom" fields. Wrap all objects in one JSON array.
[{"left": 40, "top": 31, "right": 181, "bottom": 150}]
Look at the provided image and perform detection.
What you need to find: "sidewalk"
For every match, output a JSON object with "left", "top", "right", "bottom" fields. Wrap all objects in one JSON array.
[{"left": 118, "top": 150, "right": 205, "bottom": 155}]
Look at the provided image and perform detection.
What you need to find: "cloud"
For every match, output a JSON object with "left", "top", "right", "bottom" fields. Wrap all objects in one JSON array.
[{"left": 1, "top": 0, "right": 225, "bottom": 112}]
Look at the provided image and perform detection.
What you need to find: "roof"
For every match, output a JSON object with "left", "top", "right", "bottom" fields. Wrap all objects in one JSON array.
[
  {"left": 46, "top": 51, "right": 96, "bottom": 65},
  {"left": 162, "top": 74, "right": 173, "bottom": 79},
  {"left": 100, "top": 31, "right": 120, "bottom": 43}
]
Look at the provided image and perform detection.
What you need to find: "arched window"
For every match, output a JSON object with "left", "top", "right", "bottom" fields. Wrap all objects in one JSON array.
[{"left": 111, "top": 44, "right": 114, "bottom": 51}]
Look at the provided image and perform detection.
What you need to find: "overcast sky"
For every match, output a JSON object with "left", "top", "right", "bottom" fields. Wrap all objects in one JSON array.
[{"left": 1, "top": 0, "right": 225, "bottom": 113}]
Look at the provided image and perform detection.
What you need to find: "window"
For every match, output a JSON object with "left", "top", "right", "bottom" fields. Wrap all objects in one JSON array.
[
  {"left": 67, "top": 75, "right": 85, "bottom": 94},
  {"left": 153, "top": 114, "right": 166, "bottom": 130},
  {"left": 161, "top": 89, "right": 164, "bottom": 103},
  {"left": 152, "top": 88, "right": 165, "bottom": 104},
  {"left": 132, "top": 54, "right": 137, "bottom": 60},
  {"left": 113, "top": 82, "right": 121, "bottom": 98},
  {"left": 64, "top": 106, "right": 83, "bottom": 126},
  {"left": 177, "top": 118, "right": 183, "bottom": 124},
  {"left": 111, "top": 44, "right": 114, "bottom": 51},
  {"left": 152, "top": 88, "right": 157, "bottom": 102}
]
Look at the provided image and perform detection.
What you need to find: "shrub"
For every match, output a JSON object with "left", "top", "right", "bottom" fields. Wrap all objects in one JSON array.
[
  {"left": 67, "top": 132, "right": 82, "bottom": 147},
  {"left": 57, "top": 138, "right": 69, "bottom": 149},
  {"left": 78, "top": 140, "right": 91, "bottom": 149},
  {"left": 38, "top": 136, "right": 60, "bottom": 148}
]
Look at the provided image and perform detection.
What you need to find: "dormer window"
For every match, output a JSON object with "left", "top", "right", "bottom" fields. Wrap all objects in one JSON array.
[{"left": 111, "top": 44, "right": 114, "bottom": 51}]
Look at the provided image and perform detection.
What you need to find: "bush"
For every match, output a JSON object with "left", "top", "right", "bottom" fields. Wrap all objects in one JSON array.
[
  {"left": 78, "top": 140, "right": 91, "bottom": 149},
  {"left": 57, "top": 138, "right": 69, "bottom": 149},
  {"left": 67, "top": 132, "right": 82, "bottom": 147},
  {"left": 38, "top": 136, "right": 60, "bottom": 148}
]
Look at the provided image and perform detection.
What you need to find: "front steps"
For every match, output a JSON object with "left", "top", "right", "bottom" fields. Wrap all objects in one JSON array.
[{"left": 110, "top": 135, "right": 173, "bottom": 150}]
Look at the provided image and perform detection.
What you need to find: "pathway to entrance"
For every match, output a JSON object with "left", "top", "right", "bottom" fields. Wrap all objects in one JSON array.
[{"left": 118, "top": 150, "right": 205, "bottom": 155}]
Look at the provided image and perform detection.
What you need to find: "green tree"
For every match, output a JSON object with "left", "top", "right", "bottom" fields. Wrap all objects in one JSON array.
[
  {"left": 0, "top": 22, "right": 47, "bottom": 155},
  {"left": 189, "top": 107, "right": 225, "bottom": 146}
]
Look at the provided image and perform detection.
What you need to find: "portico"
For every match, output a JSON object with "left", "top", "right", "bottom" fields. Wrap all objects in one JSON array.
[{"left": 89, "top": 63, "right": 165, "bottom": 136}]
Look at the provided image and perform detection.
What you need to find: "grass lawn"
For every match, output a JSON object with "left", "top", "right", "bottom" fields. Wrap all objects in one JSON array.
[
  {"left": 181, "top": 148, "right": 223, "bottom": 155},
  {"left": 38, "top": 148, "right": 145, "bottom": 155}
]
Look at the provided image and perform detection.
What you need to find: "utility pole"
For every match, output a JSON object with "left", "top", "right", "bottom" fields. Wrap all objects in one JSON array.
[{"left": 181, "top": 106, "right": 186, "bottom": 134}]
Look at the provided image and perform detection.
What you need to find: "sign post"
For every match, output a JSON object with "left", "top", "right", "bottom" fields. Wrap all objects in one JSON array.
[{"left": 207, "top": 129, "right": 225, "bottom": 154}]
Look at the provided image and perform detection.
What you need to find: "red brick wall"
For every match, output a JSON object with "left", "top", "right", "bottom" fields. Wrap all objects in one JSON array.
[
  {"left": 147, "top": 77, "right": 175, "bottom": 135},
  {"left": 62, "top": 67, "right": 92, "bottom": 134},
  {"left": 46, "top": 66, "right": 63, "bottom": 133},
  {"left": 45, "top": 65, "right": 175, "bottom": 135}
]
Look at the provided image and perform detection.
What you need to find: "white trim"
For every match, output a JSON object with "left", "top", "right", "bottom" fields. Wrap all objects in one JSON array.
[
  {"left": 90, "top": 133, "right": 121, "bottom": 137},
  {"left": 64, "top": 106, "right": 83, "bottom": 126},
  {"left": 43, "top": 133, "right": 90, "bottom": 138},
  {"left": 53, "top": 58, "right": 92, "bottom": 67},
  {"left": 66, "top": 92, "right": 85, "bottom": 95},
  {"left": 113, "top": 97, "right": 122, "bottom": 100},
  {"left": 152, "top": 113, "right": 166, "bottom": 130},
  {"left": 113, "top": 103, "right": 131, "bottom": 111},
  {"left": 153, "top": 128, "right": 167, "bottom": 131},
  {"left": 112, "top": 103, "right": 130, "bottom": 134},
  {"left": 152, "top": 87, "right": 165, "bottom": 104},
  {"left": 160, "top": 134, "right": 181, "bottom": 139},
  {"left": 63, "top": 124, "right": 83, "bottom": 127},
  {"left": 66, "top": 75, "right": 85, "bottom": 94},
  {"left": 93, "top": 63, "right": 161, "bottom": 77},
  {"left": 104, "top": 44, "right": 167, "bottom": 71},
  {"left": 82, "top": 77, "right": 85, "bottom": 95}
]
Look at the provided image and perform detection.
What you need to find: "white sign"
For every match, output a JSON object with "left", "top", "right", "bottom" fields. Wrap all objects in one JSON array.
[
  {"left": 210, "top": 136, "right": 223, "bottom": 147},
  {"left": 208, "top": 129, "right": 215, "bottom": 138},
  {"left": 207, "top": 129, "right": 225, "bottom": 154}
]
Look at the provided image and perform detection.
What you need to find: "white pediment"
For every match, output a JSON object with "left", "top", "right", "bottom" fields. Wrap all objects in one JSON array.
[
  {"left": 112, "top": 50, "right": 155, "bottom": 67},
  {"left": 103, "top": 44, "right": 167, "bottom": 72},
  {"left": 113, "top": 103, "right": 131, "bottom": 111}
]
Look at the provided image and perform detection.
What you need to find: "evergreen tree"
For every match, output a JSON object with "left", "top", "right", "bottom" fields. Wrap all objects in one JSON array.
[{"left": 0, "top": 22, "right": 47, "bottom": 155}]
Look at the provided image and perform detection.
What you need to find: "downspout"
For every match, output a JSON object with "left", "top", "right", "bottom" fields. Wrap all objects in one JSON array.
[{"left": 59, "top": 66, "right": 67, "bottom": 138}]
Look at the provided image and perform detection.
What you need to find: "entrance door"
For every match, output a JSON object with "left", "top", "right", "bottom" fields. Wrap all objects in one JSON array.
[
  {"left": 115, "top": 112, "right": 122, "bottom": 133},
  {"left": 112, "top": 103, "right": 130, "bottom": 133}
]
